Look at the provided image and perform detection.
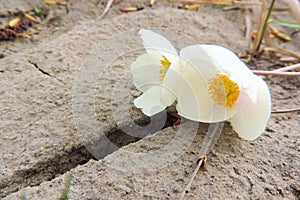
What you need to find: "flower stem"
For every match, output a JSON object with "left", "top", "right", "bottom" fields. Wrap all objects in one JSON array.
[
  {"left": 199, "top": 122, "right": 224, "bottom": 155},
  {"left": 180, "top": 122, "right": 224, "bottom": 199},
  {"left": 179, "top": 159, "right": 203, "bottom": 200}
]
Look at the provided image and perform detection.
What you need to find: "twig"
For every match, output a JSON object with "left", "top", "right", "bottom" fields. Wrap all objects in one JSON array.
[
  {"left": 254, "top": 0, "right": 276, "bottom": 53},
  {"left": 272, "top": 7, "right": 290, "bottom": 12},
  {"left": 272, "top": 108, "right": 300, "bottom": 114},
  {"left": 169, "top": 0, "right": 262, "bottom": 6},
  {"left": 232, "top": 1, "right": 262, "bottom": 6},
  {"left": 251, "top": 0, "right": 267, "bottom": 55},
  {"left": 180, "top": 159, "right": 203, "bottom": 200},
  {"left": 99, "top": 0, "right": 114, "bottom": 19},
  {"left": 252, "top": 70, "right": 300, "bottom": 76},
  {"left": 273, "top": 63, "right": 300, "bottom": 72},
  {"left": 263, "top": 47, "right": 300, "bottom": 61},
  {"left": 180, "top": 122, "right": 224, "bottom": 200},
  {"left": 281, "top": 0, "right": 300, "bottom": 23}
]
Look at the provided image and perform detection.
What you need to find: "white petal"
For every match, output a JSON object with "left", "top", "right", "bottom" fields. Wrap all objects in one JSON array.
[
  {"left": 139, "top": 29, "right": 177, "bottom": 62},
  {"left": 160, "top": 58, "right": 182, "bottom": 106},
  {"left": 202, "top": 102, "right": 238, "bottom": 123},
  {"left": 163, "top": 59, "right": 237, "bottom": 122},
  {"left": 200, "top": 45, "right": 251, "bottom": 73},
  {"left": 176, "top": 87, "right": 238, "bottom": 123},
  {"left": 200, "top": 44, "right": 254, "bottom": 88},
  {"left": 175, "top": 83, "right": 212, "bottom": 122},
  {"left": 239, "top": 77, "right": 258, "bottom": 105},
  {"left": 160, "top": 87, "right": 176, "bottom": 107},
  {"left": 130, "top": 53, "right": 161, "bottom": 92},
  {"left": 174, "top": 61, "right": 211, "bottom": 120},
  {"left": 134, "top": 86, "right": 168, "bottom": 116},
  {"left": 179, "top": 45, "right": 217, "bottom": 82},
  {"left": 229, "top": 76, "right": 271, "bottom": 140}
]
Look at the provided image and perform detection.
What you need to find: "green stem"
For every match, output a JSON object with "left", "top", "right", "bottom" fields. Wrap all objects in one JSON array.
[
  {"left": 60, "top": 172, "right": 73, "bottom": 200},
  {"left": 255, "top": 0, "right": 276, "bottom": 53}
]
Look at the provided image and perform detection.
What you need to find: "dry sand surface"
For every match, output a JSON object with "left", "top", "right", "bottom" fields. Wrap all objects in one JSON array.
[{"left": 0, "top": 0, "right": 299, "bottom": 199}]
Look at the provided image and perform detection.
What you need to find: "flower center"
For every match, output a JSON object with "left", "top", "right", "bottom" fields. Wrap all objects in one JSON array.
[
  {"left": 159, "top": 55, "right": 171, "bottom": 82},
  {"left": 208, "top": 73, "right": 240, "bottom": 108}
]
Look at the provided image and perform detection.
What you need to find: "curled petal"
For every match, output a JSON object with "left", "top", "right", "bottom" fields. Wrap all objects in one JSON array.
[
  {"left": 139, "top": 29, "right": 178, "bottom": 62},
  {"left": 160, "top": 86, "right": 176, "bottom": 107},
  {"left": 134, "top": 85, "right": 173, "bottom": 116},
  {"left": 130, "top": 53, "right": 161, "bottom": 92},
  {"left": 229, "top": 76, "right": 271, "bottom": 140}
]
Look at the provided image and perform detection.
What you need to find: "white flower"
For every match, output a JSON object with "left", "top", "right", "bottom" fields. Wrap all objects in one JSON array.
[
  {"left": 170, "top": 45, "right": 272, "bottom": 140},
  {"left": 131, "top": 29, "right": 271, "bottom": 141},
  {"left": 131, "top": 29, "right": 180, "bottom": 116}
]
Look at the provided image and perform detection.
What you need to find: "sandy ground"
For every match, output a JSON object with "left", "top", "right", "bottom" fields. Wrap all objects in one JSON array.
[{"left": 0, "top": 0, "right": 299, "bottom": 199}]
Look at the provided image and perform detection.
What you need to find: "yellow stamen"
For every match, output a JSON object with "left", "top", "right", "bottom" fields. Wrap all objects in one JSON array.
[
  {"left": 159, "top": 55, "right": 171, "bottom": 82},
  {"left": 208, "top": 73, "right": 240, "bottom": 107}
]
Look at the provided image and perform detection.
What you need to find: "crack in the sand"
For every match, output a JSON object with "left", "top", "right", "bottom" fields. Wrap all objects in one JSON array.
[
  {"left": 28, "top": 60, "right": 65, "bottom": 84},
  {"left": 0, "top": 115, "right": 177, "bottom": 198}
]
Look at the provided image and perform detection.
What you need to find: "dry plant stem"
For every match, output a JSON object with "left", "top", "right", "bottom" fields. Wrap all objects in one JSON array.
[
  {"left": 273, "top": 63, "right": 300, "bottom": 72},
  {"left": 255, "top": 0, "right": 276, "bottom": 53},
  {"left": 263, "top": 28, "right": 274, "bottom": 51},
  {"left": 99, "top": 0, "right": 114, "bottom": 18},
  {"left": 272, "top": 108, "right": 300, "bottom": 114},
  {"left": 252, "top": 0, "right": 267, "bottom": 54},
  {"left": 264, "top": 47, "right": 300, "bottom": 60},
  {"left": 180, "top": 122, "right": 224, "bottom": 200},
  {"left": 252, "top": 70, "right": 300, "bottom": 76},
  {"left": 272, "top": 7, "right": 290, "bottom": 12},
  {"left": 179, "top": 159, "right": 204, "bottom": 200},
  {"left": 281, "top": 0, "right": 300, "bottom": 23},
  {"left": 169, "top": 0, "right": 262, "bottom": 6}
]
